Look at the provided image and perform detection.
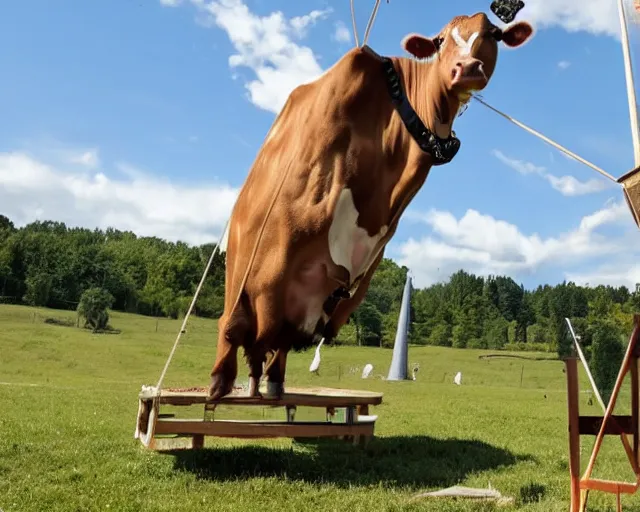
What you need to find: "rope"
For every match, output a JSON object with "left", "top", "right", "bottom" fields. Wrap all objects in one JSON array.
[
  {"left": 153, "top": 220, "right": 229, "bottom": 394},
  {"left": 351, "top": 0, "right": 385, "bottom": 49},
  {"left": 362, "top": 0, "right": 382, "bottom": 47},
  {"left": 472, "top": 95, "right": 618, "bottom": 183},
  {"left": 616, "top": 0, "right": 640, "bottom": 166},
  {"left": 350, "top": 0, "right": 360, "bottom": 47}
]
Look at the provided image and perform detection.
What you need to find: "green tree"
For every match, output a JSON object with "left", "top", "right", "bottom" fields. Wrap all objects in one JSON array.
[
  {"left": 590, "top": 320, "right": 624, "bottom": 404},
  {"left": 77, "top": 287, "right": 115, "bottom": 332},
  {"left": 550, "top": 282, "right": 573, "bottom": 357},
  {"left": 354, "top": 301, "right": 383, "bottom": 346}
]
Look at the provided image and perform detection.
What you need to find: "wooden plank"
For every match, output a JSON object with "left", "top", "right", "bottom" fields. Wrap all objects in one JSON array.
[
  {"left": 154, "top": 418, "right": 376, "bottom": 439},
  {"left": 149, "top": 435, "right": 205, "bottom": 451},
  {"left": 142, "top": 386, "right": 383, "bottom": 408},
  {"left": 618, "top": 166, "right": 640, "bottom": 228},
  {"left": 632, "top": 358, "right": 639, "bottom": 464},
  {"left": 578, "top": 416, "right": 634, "bottom": 436},
  {"left": 565, "top": 358, "right": 581, "bottom": 512},
  {"left": 580, "top": 478, "right": 638, "bottom": 495},
  {"left": 617, "top": 165, "right": 640, "bottom": 184}
]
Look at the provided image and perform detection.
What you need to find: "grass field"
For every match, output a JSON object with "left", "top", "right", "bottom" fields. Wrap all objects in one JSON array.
[{"left": 1, "top": 304, "right": 638, "bottom": 511}]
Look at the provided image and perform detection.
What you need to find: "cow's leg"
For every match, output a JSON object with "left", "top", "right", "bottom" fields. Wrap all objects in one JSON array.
[
  {"left": 245, "top": 291, "right": 282, "bottom": 398},
  {"left": 325, "top": 251, "right": 384, "bottom": 340},
  {"left": 264, "top": 348, "right": 288, "bottom": 399},
  {"left": 246, "top": 347, "right": 267, "bottom": 397},
  {"left": 208, "top": 299, "right": 251, "bottom": 400}
]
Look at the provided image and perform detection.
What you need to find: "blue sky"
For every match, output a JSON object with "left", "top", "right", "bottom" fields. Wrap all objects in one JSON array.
[{"left": 1, "top": 0, "right": 639, "bottom": 290}]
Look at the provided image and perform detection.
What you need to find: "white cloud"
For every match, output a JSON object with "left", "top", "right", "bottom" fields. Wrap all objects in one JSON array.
[
  {"left": 544, "top": 174, "right": 609, "bottom": 196},
  {"left": 176, "top": 0, "right": 328, "bottom": 114},
  {"left": 557, "top": 60, "right": 571, "bottom": 70},
  {"left": 332, "top": 21, "right": 352, "bottom": 44},
  {"left": 492, "top": 150, "right": 545, "bottom": 176},
  {"left": 397, "top": 200, "right": 638, "bottom": 288},
  {"left": 69, "top": 148, "right": 100, "bottom": 169},
  {"left": 515, "top": 0, "right": 620, "bottom": 39},
  {"left": 290, "top": 9, "right": 332, "bottom": 38},
  {"left": 566, "top": 264, "right": 640, "bottom": 288},
  {"left": 160, "top": 0, "right": 183, "bottom": 6},
  {"left": 492, "top": 149, "right": 610, "bottom": 196},
  {"left": 0, "top": 151, "right": 237, "bottom": 246}
]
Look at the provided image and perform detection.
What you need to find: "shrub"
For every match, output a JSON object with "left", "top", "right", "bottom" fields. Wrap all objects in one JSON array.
[{"left": 77, "top": 287, "right": 115, "bottom": 333}]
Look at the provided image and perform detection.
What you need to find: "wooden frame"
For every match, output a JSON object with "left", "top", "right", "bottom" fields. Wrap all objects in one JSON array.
[
  {"left": 565, "top": 315, "right": 640, "bottom": 512},
  {"left": 135, "top": 385, "right": 383, "bottom": 451},
  {"left": 617, "top": 166, "right": 640, "bottom": 228}
]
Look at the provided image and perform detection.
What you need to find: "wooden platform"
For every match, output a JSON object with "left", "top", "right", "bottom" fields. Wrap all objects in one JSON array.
[{"left": 135, "top": 385, "right": 383, "bottom": 451}]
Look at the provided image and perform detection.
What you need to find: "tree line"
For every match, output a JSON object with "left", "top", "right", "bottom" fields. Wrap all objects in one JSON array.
[{"left": 1, "top": 214, "right": 638, "bottom": 359}]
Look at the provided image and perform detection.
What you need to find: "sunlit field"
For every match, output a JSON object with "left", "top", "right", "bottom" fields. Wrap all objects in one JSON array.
[{"left": 1, "top": 304, "right": 637, "bottom": 511}]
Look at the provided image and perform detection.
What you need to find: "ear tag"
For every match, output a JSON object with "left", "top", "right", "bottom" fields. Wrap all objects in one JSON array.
[{"left": 490, "top": 0, "right": 525, "bottom": 23}]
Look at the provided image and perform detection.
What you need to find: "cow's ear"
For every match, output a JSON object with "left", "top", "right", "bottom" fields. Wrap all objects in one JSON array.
[
  {"left": 501, "top": 21, "right": 534, "bottom": 48},
  {"left": 401, "top": 33, "right": 438, "bottom": 59}
]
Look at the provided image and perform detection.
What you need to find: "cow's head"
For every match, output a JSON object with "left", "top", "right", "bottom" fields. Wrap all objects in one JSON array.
[{"left": 401, "top": 12, "right": 534, "bottom": 102}]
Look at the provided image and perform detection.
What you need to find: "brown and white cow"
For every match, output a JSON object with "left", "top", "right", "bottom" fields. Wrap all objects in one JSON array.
[{"left": 208, "top": 12, "right": 534, "bottom": 400}]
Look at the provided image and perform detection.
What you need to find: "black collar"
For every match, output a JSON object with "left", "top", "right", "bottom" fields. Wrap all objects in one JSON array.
[{"left": 368, "top": 48, "right": 461, "bottom": 166}]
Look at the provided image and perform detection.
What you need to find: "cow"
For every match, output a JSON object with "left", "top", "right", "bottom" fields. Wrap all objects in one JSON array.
[{"left": 208, "top": 11, "right": 534, "bottom": 401}]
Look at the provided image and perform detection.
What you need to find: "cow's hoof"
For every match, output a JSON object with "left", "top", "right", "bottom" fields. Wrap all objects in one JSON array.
[
  {"left": 208, "top": 373, "right": 234, "bottom": 401},
  {"left": 264, "top": 381, "right": 284, "bottom": 399},
  {"left": 248, "top": 376, "right": 262, "bottom": 398}
]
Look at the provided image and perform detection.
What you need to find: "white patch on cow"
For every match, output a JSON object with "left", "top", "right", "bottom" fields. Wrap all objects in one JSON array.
[
  {"left": 328, "top": 188, "right": 388, "bottom": 283},
  {"left": 451, "top": 27, "right": 479, "bottom": 56}
]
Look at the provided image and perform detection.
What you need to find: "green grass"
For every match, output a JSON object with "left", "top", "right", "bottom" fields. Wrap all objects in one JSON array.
[{"left": 0, "top": 304, "right": 638, "bottom": 511}]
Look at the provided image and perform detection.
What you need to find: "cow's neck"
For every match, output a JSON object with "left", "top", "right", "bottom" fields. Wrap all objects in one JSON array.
[{"left": 393, "top": 57, "right": 460, "bottom": 139}]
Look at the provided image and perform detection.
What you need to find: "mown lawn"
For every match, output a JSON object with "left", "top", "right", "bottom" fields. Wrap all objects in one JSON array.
[{"left": 0, "top": 304, "right": 637, "bottom": 511}]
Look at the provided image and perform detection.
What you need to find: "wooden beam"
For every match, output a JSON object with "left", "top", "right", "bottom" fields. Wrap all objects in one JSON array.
[
  {"left": 578, "top": 416, "right": 634, "bottom": 436},
  {"left": 632, "top": 358, "right": 639, "bottom": 465},
  {"left": 566, "top": 358, "right": 581, "bottom": 512},
  {"left": 144, "top": 386, "right": 384, "bottom": 408},
  {"left": 580, "top": 478, "right": 638, "bottom": 495},
  {"left": 154, "top": 418, "right": 377, "bottom": 439},
  {"left": 617, "top": 166, "right": 640, "bottom": 228}
]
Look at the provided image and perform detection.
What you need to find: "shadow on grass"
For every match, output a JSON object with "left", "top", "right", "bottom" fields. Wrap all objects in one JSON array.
[{"left": 169, "top": 436, "right": 535, "bottom": 489}]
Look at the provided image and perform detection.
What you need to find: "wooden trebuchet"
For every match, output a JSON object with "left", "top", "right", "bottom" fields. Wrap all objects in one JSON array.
[
  {"left": 135, "top": 385, "right": 383, "bottom": 451},
  {"left": 564, "top": 314, "right": 640, "bottom": 512},
  {"left": 618, "top": 166, "right": 640, "bottom": 228}
]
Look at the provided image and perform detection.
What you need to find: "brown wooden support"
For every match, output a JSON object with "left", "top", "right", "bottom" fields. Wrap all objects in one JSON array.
[
  {"left": 565, "top": 357, "right": 581, "bottom": 512},
  {"left": 564, "top": 315, "right": 640, "bottom": 511}
]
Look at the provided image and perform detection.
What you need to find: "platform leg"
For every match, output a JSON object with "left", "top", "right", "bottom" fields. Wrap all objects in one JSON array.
[
  {"left": 192, "top": 435, "right": 205, "bottom": 449},
  {"left": 325, "top": 407, "right": 334, "bottom": 422},
  {"left": 631, "top": 354, "right": 639, "bottom": 467},
  {"left": 355, "top": 404, "right": 370, "bottom": 446},
  {"left": 342, "top": 406, "right": 356, "bottom": 444},
  {"left": 565, "top": 358, "right": 581, "bottom": 512}
]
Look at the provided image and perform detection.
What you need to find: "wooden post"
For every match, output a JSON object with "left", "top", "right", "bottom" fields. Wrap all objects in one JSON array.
[
  {"left": 632, "top": 356, "right": 639, "bottom": 466},
  {"left": 633, "top": 315, "right": 640, "bottom": 469},
  {"left": 565, "top": 357, "right": 581, "bottom": 512}
]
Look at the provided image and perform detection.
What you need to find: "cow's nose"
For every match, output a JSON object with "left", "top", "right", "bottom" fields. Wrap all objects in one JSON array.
[
  {"left": 457, "top": 59, "right": 484, "bottom": 77},
  {"left": 452, "top": 58, "right": 487, "bottom": 86}
]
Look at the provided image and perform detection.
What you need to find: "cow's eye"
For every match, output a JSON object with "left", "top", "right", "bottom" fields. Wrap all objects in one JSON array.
[{"left": 488, "top": 27, "right": 503, "bottom": 41}]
